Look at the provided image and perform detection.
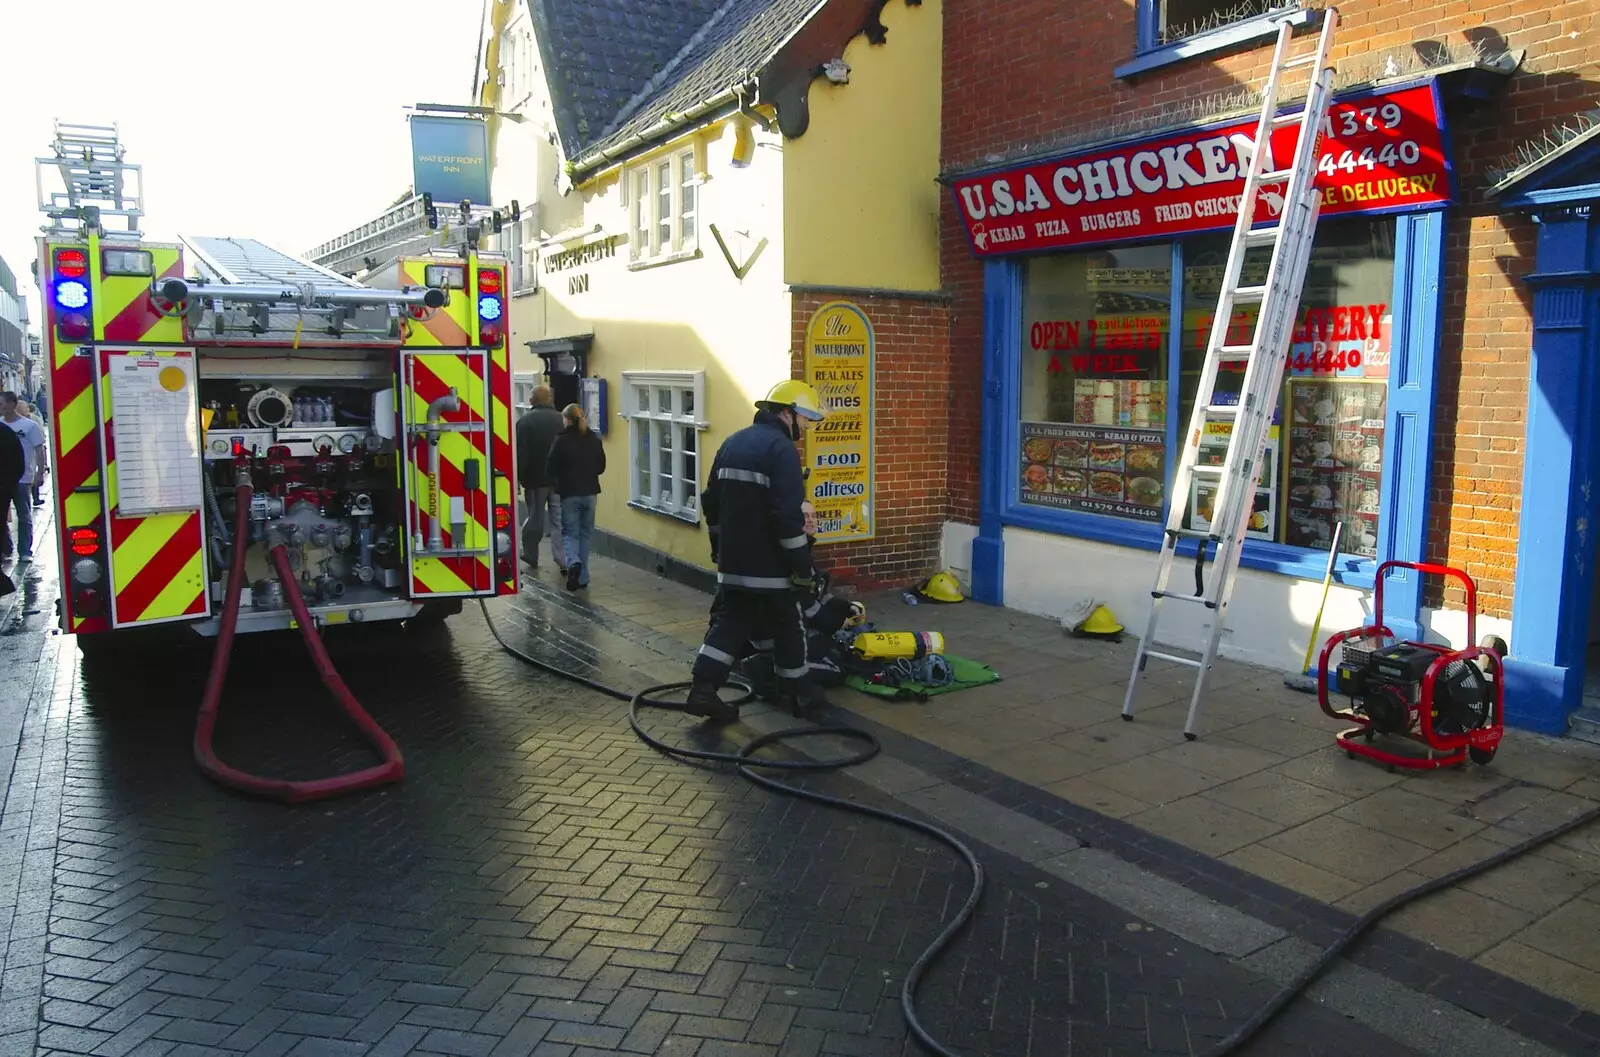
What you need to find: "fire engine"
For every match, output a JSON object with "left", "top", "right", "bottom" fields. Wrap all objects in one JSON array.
[{"left": 34, "top": 122, "right": 520, "bottom": 660}]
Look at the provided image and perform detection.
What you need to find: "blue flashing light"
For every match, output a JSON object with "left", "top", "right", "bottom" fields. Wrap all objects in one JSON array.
[
  {"left": 56, "top": 280, "right": 90, "bottom": 310},
  {"left": 478, "top": 295, "right": 503, "bottom": 322}
]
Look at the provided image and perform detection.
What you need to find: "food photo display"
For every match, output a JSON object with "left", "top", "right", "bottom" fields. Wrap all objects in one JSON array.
[{"left": 1020, "top": 422, "right": 1167, "bottom": 521}]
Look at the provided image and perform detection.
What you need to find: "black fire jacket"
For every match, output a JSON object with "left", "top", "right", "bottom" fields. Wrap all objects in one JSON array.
[{"left": 701, "top": 410, "right": 814, "bottom": 592}]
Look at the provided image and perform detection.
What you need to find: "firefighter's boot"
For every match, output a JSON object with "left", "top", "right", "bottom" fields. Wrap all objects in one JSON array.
[
  {"left": 784, "top": 679, "right": 830, "bottom": 717},
  {"left": 684, "top": 681, "right": 739, "bottom": 723}
]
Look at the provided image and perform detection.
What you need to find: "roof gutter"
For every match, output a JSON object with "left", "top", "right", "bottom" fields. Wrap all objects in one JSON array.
[{"left": 569, "top": 82, "right": 751, "bottom": 184}]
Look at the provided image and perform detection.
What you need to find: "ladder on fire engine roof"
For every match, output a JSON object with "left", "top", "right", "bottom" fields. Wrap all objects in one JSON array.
[
  {"left": 181, "top": 236, "right": 365, "bottom": 291},
  {"left": 171, "top": 235, "right": 446, "bottom": 318},
  {"left": 35, "top": 121, "right": 145, "bottom": 238},
  {"left": 1121, "top": 8, "right": 1341, "bottom": 741}
]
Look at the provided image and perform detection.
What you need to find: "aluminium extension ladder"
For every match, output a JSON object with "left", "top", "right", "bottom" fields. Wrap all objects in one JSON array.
[{"left": 1121, "top": 9, "right": 1341, "bottom": 740}]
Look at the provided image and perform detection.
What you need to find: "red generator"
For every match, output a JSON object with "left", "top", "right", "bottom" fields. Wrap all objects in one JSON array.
[{"left": 1317, "top": 561, "right": 1506, "bottom": 771}]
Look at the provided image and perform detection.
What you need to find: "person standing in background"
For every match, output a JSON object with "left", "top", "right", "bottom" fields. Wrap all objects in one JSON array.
[
  {"left": 514, "top": 385, "right": 567, "bottom": 575},
  {"left": 18, "top": 400, "right": 46, "bottom": 506},
  {"left": 0, "top": 420, "right": 21, "bottom": 593},
  {"left": 0, "top": 392, "right": 44, "bottom": 561},
  {"left": 545, "top": 404, "right": 605, "bottom": 592}
]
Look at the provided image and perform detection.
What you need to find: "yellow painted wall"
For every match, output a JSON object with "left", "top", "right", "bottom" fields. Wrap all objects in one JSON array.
[
  {"left": 782, "top": 0, "right": 943, "bottom": 292},
  {"left": 505, "top": 119, "right": 791, "bottom": 571}
]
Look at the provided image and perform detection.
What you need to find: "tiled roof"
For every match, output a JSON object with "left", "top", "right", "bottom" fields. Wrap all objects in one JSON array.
[{"left": 530, "top": 0, "right": 820, "bottom": 168}]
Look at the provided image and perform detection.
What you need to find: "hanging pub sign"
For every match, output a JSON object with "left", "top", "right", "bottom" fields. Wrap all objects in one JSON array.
[{"left": 952, "top": 81, "right": 1451, "bottom": 258}]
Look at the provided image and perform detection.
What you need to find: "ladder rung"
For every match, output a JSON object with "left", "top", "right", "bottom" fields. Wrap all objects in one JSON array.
[
  {"left": 1206, "top": 404, "right": 1240, "bottom": 417},
  {"left": 1146, "top": 650, "right": 1204, "bottom": 669},
  {"left": 1259, "top": 169, "right": 1294, "bottom": 183},
  {"left": 1153, "top": 590, "right": 1217, "bottom": 609},
  {"left": 1166, "top": 527, "right": 1217, "bottom": 541},
  {"left": 1218, "top": 345, "right": 1254, "bottom": 360},
  {"left": 1190, "top": 465, "right": 1224, "bottom": 476},
  {"left": 1272, "top": 112, "right": 1305, "bottom": 127},
  {"left": 1244, "top": 227, "right": 1279, "bottom": 247},
  {"left": 1233, "top": 286, "right": 1267, "bottom": 303},
  {"left": 1284, "top": 53, "right": 1322, "bottom": 69}
]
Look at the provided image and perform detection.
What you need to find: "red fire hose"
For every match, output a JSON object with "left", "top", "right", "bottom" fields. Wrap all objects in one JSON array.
[{"left": 193, "top": 476, "right": 405, "bottom": 803}]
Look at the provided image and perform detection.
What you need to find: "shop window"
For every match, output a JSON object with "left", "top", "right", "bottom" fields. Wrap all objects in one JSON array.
[
  {"left": 1013, "top": 216, "right": 1398, "bottom": 562},
  {"left": 1019, "top": 243, "right": 1173, "bottom": 524},
  {"left": 621, "top": 369, "right": 706, "bottom": 522},
  {"left": 1177, "top": 217, "right": 1395, "bottom": 557},
  {"left": 628, "top": 149, "right": 699, "bottom": 263}
]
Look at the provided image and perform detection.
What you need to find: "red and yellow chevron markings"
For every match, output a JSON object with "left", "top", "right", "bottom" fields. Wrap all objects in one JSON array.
[
  {"left": 101, "top": 246, "right": 184, "bottom": 344},
  {"left": 406, "top": 351, "right": 493, "bottom": 596},
  {"left": 96, "top": 347, "right": 208, "bottom": 627},
  {"left": 399, "top": 258, "right": 471, "bottom": 348},
  {"left": 469, "top": 260, "right": 517, "bottom": 596},
  {"left": 41, "top": 239, "right": 105, "bottom": 633}
]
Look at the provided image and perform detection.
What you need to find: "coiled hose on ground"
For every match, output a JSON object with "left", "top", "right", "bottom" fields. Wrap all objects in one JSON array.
[
  {"left": 476, "top": 597, "right": 1600, "bottom": 1057},
  {"left": 193, "top": 476, "right": 405, "bottom": 804}
]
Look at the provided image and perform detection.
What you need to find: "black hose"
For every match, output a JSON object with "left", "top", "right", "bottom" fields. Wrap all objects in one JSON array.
[
  {"left": 1197, "top": 793, "right": 1600, "bottom": 1056},
  {"left": 475, "top": 599, "right": 1598, "bottom": 1057},
  {"left": 476, "top": 600, "right": 979, "bottom": 1057}
]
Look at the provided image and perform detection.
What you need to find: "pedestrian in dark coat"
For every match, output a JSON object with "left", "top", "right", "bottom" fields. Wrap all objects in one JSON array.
[{"left": 546, "top": 404, "right": 605, "bottom": 591}]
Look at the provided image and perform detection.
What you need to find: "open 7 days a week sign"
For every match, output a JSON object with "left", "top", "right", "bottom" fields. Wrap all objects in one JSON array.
[{"left": 952, "top": 81, "right": 1451, "bottom": 257}]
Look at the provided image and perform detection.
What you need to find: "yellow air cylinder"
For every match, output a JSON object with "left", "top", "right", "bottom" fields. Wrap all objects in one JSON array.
[{"left": 851, "top": 631, "right": 945, "bottom": 661}]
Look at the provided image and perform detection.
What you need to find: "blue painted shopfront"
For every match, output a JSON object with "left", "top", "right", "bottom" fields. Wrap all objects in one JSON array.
[
  {"left": 1495, "top": 131, "right": 1600, "bottom": 734},
  {"left": 962, "top": 80, "right": 1466, "bottom": 691}
]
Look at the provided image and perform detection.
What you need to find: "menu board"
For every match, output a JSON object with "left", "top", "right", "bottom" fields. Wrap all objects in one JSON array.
[
  {"left": 1283, "top": 378, "right": 1385, "bottom": 556},
  {"left": 1186, "top": 421, "right": 1280, "bottom": 542},
  {"left": 1020, "top": 422, "right": 1166, "bottom": 521},
  {"left": 106, "top": 353, "right": 205, "bottom": 516}
]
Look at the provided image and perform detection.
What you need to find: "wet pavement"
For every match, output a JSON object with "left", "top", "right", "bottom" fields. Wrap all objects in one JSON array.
[{"left": 0, "top": 546, "right": 1581, "bottom": 1055}]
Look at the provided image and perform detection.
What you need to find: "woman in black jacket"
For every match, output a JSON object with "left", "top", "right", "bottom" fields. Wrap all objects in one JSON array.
[{"left": 545, "top": 404, "right": 606, "bottom": 590}]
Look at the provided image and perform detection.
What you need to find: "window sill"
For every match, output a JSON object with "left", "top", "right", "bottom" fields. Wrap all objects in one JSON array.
[
  {"left": 1114, "top": 7, "right": 1318, "bottom": 80},
  {"left": 512, "top": 286, "right": 539, "bottom": 299},
  {"left": 1001, "top": 501, "right": 1376, "bottom": 589},
  {"left": 628, "top": 248, "right": 703, "bottom": 272},
  {"left": 629, "top": 499, "right": 701, "bottom": 526}
]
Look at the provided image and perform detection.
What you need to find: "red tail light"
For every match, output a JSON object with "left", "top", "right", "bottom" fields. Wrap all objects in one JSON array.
[
  {"left": 477, "top": 269, "right": 502, "bottom": 295},
  {"left": 69, "top": 526, "right": 101, "bottom": 557},
  {"left": 57, "top": 314, "right": 91, "bottom": 342},
  {"left": 493, "top": 504, "right": 512, "bottom": 531},
  {"left": 480, "top": 321, "right": 504, "bottom": 348},
  {"left": 76, "top": 589, "right": 105, "bottom": 616},
  {"left": 54, "top": 248, "right": 89, "bottom": 278},
  {"left": 497, "top": 558, "right": 514, "bottom": 583}
]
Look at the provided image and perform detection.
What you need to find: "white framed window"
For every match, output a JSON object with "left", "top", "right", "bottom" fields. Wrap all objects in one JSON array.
[
  {"left": 499, "top": 24, "right": 534, "bottom": 103},
  {"left": 512, "top": 372, "right": 543, "bottom": 418},
  {"left": 621, "top": 369, "right": 707, "bottom": 522},
  {"left": 499, "top": 214, "right": 538, "bottom": 294},
  {"left": 627, "top": 149, "right": 700, "bottom": 262}
]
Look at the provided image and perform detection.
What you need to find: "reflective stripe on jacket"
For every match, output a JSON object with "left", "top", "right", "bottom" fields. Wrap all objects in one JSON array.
[{"left": 701, "top": 411, "right": 813, "bottom": 592}]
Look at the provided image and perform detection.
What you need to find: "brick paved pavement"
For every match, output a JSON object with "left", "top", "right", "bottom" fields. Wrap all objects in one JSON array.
[{"left": 0, "top": 560, "right": 1443, "bottom": 1055}]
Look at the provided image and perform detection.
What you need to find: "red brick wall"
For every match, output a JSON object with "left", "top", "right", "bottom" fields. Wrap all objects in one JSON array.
[
  {"left": 791, "top": 289, "right": 952, "bottom": 590},
  {"left": 941, "top": 0, "right": 1600, "bottom": 617}
]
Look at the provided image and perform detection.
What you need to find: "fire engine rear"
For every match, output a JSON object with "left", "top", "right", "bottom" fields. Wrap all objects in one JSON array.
[{"left": 34, "top": 122, "right": 520, "bottom": 659}]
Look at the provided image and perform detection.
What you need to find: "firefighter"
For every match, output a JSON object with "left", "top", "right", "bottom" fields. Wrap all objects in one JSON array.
[{"left": 686, "top": 380, "right": 827, "bottom": 722}]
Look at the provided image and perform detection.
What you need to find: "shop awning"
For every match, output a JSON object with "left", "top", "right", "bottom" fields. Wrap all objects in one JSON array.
[{"left": 1488, "top": 116, "right": 1600, "bottom": 210}]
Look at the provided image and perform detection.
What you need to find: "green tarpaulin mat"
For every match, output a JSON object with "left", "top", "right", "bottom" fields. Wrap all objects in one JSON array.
[{"left": 845, "top": 655, "right": 1001, "bottom": 700}]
